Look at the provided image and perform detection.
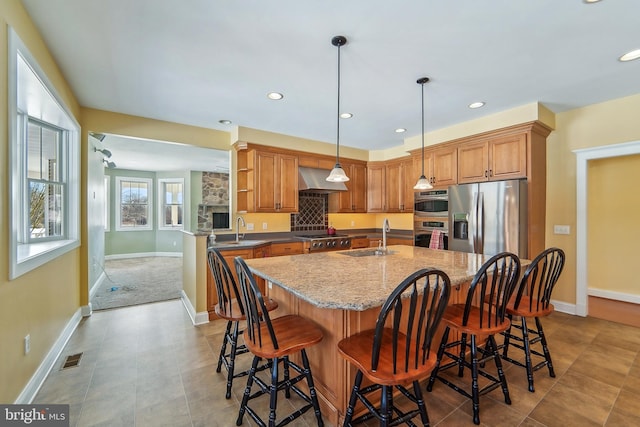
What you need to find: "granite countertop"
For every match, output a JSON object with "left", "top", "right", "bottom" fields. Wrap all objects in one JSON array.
[{"left": 244, "top": 246, "right": 525, "bottom": 311}]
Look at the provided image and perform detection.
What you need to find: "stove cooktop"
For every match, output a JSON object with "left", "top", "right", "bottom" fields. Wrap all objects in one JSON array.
[{"left": 296, "top": 234, "right": 349, "bottom": 240}]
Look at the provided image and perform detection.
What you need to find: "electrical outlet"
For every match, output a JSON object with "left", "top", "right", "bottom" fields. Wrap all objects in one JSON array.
[
  {"left": 24, "top": 334, "right": 30, "bottom": 355},
  {"left": 262, "top": 222, "right": 268, "bottom": 230},
  {"left": 246, "top": 223, "right": 254, "bottom": 231},
  {"left": 172, "top": 241, "right": 177, "bottom": 246},
  {"left": 553, "top": 225, "right": 570, "bottom": 235},
  {"left": 351, "top": 221, "right": 355, "bottom": 227}
]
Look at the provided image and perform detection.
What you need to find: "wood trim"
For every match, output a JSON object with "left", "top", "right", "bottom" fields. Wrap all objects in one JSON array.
[
  {"left": 234, "top": 141, "right": 366, "bottom": 166},
  {"left": 588, "top": 296, "right": 640, "bottom": 328}
]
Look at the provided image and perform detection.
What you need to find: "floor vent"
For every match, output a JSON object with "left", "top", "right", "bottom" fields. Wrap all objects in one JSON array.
[{"left": 61, "top": 352, "right": 83, "bottom": 370}]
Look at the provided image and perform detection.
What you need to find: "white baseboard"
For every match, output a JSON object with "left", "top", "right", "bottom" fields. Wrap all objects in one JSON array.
[
  {"left": 551, "top": 299, "right": 579, "bottom": 316},
  {"left": 15, "top": 308, "right": 82, "bottom": 404},
  {"left": 588, "top": 288, "right": 640, "bottom": 305},
  {"left": 105, "top": 252, "right": 183, "bottom": 260},
  {"left": 89, "top": 271, "right": 106, "bottom": 300},
  {"left": 180, "top": 291, "right": 209, "bottom": 325}
]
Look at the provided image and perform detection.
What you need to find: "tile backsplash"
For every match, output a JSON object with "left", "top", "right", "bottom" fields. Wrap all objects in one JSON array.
[{"left": 291, "top": 193, "right": 328, "bottom": 232}]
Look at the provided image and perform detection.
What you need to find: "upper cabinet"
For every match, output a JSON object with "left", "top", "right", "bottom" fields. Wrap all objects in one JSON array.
[
  {"left": 417, "top": 146, "right": 458, "bottom": 188},
  {"left": 457, "top": 133, "right": 526, "bottom": 184},
  {"left": 329, "top": 162, "right": 367, "bottom": 213},
  {"left": 366, "top": 163, "right": 386, "bottom": 213},
  {"left": 236, "top": 145, "right": 299, "bottom": 213},
  {"left": 385, "top": 158, "right": 415, "bottom": 213}
]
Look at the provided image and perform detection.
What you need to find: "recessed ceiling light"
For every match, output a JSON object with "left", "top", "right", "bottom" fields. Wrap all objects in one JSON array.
[
  {"left": 619, "top": 49, "right": 640, "bottom": 62},
  {"left": 218, "top": 119, "right": 232, "bottom": 125},
  {"left": 267, "top": 92, "right": 283, "bottom": 100},
  {"left": 583, "top": 0, "right": 601, "bottom": 3},
  {"left": 340, "top": 112, "right": 353, "bottom": 119},
  {"left": 469, "top": 102, "right": 485, "bottom": 109},
  {"left": 395, "top": 128, "right": 406, "bottom": 133}
]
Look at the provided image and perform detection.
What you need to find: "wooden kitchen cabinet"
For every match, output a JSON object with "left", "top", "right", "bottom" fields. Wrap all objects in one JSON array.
[
  {"left": 457, "top": 133, "right": 527, "bottom": 184},
  {"left": 385, "top": 158, "right": 415, "bottom": 213},
  {"left": 427, "top": 146, "right": 458, "bottom": 187},
  {"left": 350, "top": 237, "right": 370, "bottom": 249},
  {"left": 329, "top": 162, "right": 367, "bottom": 213},
  {"left": 270, "top": 241, "right": 304, "bottom": 256},
  {"left": 255, "top": 150, "right": 299, "bottom": 212},
  {"left": 366, "top": 163, "right": 386, "bottom": 213}
]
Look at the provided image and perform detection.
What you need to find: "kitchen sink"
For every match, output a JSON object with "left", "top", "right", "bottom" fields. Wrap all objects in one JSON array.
[{"left": 338, "top": 249, "right": 396, "bottom": 257}]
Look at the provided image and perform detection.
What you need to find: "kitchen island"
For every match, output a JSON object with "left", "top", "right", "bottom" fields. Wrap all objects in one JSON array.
[{"left": 244, "top": 245, "right": 508, "bottom": 426}]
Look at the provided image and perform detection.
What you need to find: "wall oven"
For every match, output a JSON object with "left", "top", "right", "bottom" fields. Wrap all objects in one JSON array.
[
  {"left": 414, "top": 219, "right": 448, "bottom": 249},
  {"left": 414, "top": 189, "right": 448, "bottom": 217}
]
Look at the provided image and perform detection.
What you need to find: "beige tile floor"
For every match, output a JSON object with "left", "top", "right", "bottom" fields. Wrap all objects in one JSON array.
[{"left": 33, "top": 299, "right": 640, "bottom": 426}]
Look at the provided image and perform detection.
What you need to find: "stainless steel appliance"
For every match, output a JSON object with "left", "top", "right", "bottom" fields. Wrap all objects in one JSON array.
[
  {"left": 295, "top": 234, "right": 352, "bottom": 253},
  {"left": 448, "top": 180, "right": 527, "bottom": 257},
  {"left": 414, "top": 189, "right": 448, "bottom": 217},
  {"left": 414, "top": 219, "right": 448, "bottom": 249}
]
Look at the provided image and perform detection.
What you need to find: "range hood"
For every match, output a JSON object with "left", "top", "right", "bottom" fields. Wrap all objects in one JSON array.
[{"left": 298, "top": 167, "right": 348, "bottom": 192}]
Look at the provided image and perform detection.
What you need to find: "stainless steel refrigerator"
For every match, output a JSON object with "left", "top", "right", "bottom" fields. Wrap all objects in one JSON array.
[{"left": 448, "top": 180, "right": 527, "bottom": 257}]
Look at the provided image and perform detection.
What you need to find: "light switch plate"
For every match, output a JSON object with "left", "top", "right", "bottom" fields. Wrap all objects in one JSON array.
[
  {"left": 553, "top": 225, "right": 570, "bottom": 235},
  {"left": 246, "top": 223, "right": 254, "bottom": 231}
]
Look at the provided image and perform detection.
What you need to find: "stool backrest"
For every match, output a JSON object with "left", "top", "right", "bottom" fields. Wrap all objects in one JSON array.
[
  {"left": 207, "top": 247, "right": 244, "bottom": 317},
  {"left": 463, "top": 252, "right": 521, "bottom": 329},
  {"left": 372, "top": 268, "right": 451, "bottom": 374},
  {"left": 513, "top": 247, "right": 565, "bottom": 312},
  {"left": 235, "top": 256, "right": 279, "bottom": 349}
]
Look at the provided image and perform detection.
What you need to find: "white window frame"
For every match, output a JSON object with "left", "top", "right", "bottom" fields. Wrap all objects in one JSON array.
[
  {"left": 104, "top": 177, "right": 110, "bottom": 231},
  {"left": 115, "top": 177, "right": 153, "bottom": 231},
  {"left": 157, "top": 178, "right": 184, "bottom": 230},
  {"left": 8, "top": 28, "right": 80, "bottom": 279}
]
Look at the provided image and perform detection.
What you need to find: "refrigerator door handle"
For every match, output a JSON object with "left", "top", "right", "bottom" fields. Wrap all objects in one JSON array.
[
  {"left": 471, "top": 191, "right": 478, "bottom": 253},
  {"left": 477, "top": 192, "right": 484, "bottom": 254}
]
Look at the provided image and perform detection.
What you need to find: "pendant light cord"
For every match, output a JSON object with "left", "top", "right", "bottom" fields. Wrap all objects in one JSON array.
[
  {"left": 421, "top": 80, "right": 425, "bottom": 177},
  {"left": 336, "top": 42, "right": 341, "bottom": 166}
]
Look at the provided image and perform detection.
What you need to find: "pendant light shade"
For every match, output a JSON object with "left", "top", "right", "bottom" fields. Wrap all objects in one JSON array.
[
  {"left": 327, "top": 35, "right": 350, "bottom": 182},
  {"left": 414, "top": 77, "right": 433, "bottom": 190}
]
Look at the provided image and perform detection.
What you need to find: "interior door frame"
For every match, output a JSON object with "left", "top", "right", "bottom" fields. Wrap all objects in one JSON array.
[{"left": 574, "top": 140, "right": 640, "bottom": 316}]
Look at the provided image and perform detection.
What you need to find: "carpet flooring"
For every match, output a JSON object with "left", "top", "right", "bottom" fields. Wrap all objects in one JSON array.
[{"left": 91, "top": 256, "right": 183, "bottom": 310}]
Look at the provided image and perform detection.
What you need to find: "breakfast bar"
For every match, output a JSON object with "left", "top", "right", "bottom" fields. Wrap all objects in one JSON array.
[{"left": 243, "top": 245, "right": 500, "bottom": 426}]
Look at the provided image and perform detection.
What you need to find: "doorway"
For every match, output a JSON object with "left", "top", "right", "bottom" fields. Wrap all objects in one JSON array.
[{"left": 575, "top": 140, "right": 640, "bottom": 323}]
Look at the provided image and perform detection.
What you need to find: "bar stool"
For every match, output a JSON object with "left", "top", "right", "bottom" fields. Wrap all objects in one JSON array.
[
  {"left": 501, "top": 247, "right": 565, "bottom": 392},
  {"left": 234, "top": 256, "right": 324, "bottom": 427},
  {"left": 338, "top": 268, "right": 451, "bottom": 427},
  {"left": 427, "top": 252, "right": 521, "bottom": 425},
  {"left": 207, "top": 248, "right": 278, "bottom": 399}
]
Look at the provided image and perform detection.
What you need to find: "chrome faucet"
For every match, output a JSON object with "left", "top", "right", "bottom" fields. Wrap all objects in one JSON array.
[
  {"left": 382, "top": 218, "right": 390, "bottom": 253},
  {"left": 236, "top": 216, "right": 246, "bottom": 242}
]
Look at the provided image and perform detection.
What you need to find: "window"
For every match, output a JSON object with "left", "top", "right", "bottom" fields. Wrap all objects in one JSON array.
[
  {"left": 158, "top": 178, "right": 184, "bottom": 230},
  {"left": 116, "top": 177, "right": 153, "bottom": 231},
  {"left": 9, "top": 28, "right": 80, "bottom": 279}
]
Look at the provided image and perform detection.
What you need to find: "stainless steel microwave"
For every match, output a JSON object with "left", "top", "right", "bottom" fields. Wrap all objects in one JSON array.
[{"left": 414, "top": 189, "right": 448, "bottom": 217}]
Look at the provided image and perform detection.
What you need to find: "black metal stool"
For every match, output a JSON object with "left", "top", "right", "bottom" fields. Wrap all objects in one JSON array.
[
  {"left": 501, "top": 247, "right": 565, "bottom": 392},
  {"left": 427, "top": 252, "right": 521, "bottom": 425},
  {"left": 234, "top": 256, "right": 324, "bottom": 427}
]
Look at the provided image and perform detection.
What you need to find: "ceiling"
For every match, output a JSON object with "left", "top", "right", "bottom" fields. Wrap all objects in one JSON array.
[{"left": 22, "top": 0, "right": 640, "bottom": 163}]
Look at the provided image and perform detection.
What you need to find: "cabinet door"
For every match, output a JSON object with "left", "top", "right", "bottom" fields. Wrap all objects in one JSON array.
[
  {"left": 431, "top": 147, "right": 457, "bottom": 187},
  {"left": 367, "top": 164, "right": 386, "bottom": 212},
  {"left": 385, "top": 162, "right": 402, "bottom": 212},
  {"left": 277, "top": 153, "right": 299, "bottom": 212},
  {"left": 457, "top": 141, "right": 489, "bottom": 184},
  {"left": 400, "top": 159, "right": 414, "bottom": 212},
  {"left": 488, "top": 134, "right": 527, "bottom": 180},
  {"left": 270, "top": 241, "right": 304, "bottom": 256},
  {"left": 255, "top": 151, "right": 278, "bottom": 211},
  {"left": 350, "top": 163, "right": 367, "bottom": 212}
]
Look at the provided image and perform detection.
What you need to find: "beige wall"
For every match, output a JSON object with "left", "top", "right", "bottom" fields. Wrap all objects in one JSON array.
[
  {"left": 546, "top": 93, "right": 640, "bottom": 305},
  {"left": 587, "top": 154, "right": 640, "bottom": 295},
  {"left": 0, "top": 0, "right": 82, "bottom": 403}
]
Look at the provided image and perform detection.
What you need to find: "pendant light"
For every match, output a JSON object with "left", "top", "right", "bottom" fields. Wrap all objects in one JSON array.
[
  {"left": 414, "top": 77, "right": 433, "bottom": 190},
  {"left": 326, "top": 35, "right": 350, "bottom": 182}
]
